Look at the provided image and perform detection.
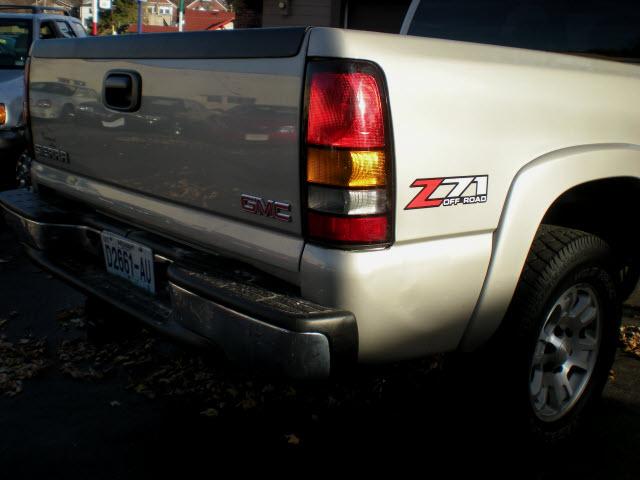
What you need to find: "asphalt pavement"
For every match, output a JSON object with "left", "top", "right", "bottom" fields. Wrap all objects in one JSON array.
[{"left": 1, "top": 225, "right": 639, "bottom": 478}]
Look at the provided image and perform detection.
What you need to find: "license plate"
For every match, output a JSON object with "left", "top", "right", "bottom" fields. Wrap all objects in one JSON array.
[{"left": 101, "top": 232, "right": 156, "bottom": 294}]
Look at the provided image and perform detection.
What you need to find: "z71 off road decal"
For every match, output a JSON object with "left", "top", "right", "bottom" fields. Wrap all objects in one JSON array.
[{"left": 405, "top": 175, "right": 488, "bottom": 209}]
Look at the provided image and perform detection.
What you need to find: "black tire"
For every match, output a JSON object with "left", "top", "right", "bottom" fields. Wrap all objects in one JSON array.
[{"left": 501, "top": 225, "right": 620, "bottom": 444}]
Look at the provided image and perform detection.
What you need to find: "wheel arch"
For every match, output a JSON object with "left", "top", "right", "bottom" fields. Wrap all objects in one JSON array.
[{"left": 460, "top": 143, "right": 640, "bottom": 351}]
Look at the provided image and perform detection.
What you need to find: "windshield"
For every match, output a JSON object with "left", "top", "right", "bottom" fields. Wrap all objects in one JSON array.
[{"left": 0, "top": 19, "right": 31, "bottom": 69}]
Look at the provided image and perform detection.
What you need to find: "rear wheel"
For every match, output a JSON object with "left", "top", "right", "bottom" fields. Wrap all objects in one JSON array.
[{"left": 503, "top": 225, "right": 620, "bottom": 442}]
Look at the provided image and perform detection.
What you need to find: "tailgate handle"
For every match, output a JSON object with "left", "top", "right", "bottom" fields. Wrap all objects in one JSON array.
[{"left": 103, "top": 70, "right": 141, "bottom": 112}]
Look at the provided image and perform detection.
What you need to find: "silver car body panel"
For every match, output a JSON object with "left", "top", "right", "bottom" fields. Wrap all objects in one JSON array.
[
  {"left": 0, "top": 13, "right": 29, "bottom": 130},
  {"left": 304, "top": 28, "right": 640, "bottom": 359},
  {"left": 29, "top": 34, "right": 310, "bottom": 276},
  {"left": 29, "top": 56, "right": 306, "bottom": 236},
  {"left": 27, "top": 26, "right": 640, "bottom": 362},
  {"left": 301, "top": 233, "right": 493, "bottom": 362},
  {"left": 32, "top": 162, "right": 303, "bottom": 282},
  {"left": 461, "top": 144, "right": 640, "bottom": 350},
  {"left": 0, "top": 69, "right": 24, "bottom": 130}
]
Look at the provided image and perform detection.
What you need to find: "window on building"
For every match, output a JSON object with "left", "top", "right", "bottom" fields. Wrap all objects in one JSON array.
[{"left": 159, "top": 6, "right": 172, "bottom": 15}]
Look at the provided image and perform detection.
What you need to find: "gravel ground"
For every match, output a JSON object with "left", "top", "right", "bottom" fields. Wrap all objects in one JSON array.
[{"left": 1, "top": 227, "right": 639, "bottom": 478}]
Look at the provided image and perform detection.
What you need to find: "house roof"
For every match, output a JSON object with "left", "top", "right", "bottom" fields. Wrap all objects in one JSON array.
[
  {"left": 186, "top": 0, "right": 227, "bottom": 11},
  {"left": 127, "top": 10, "right": 234, "bottom": 33},
  {"left": 146, "top": 0, "right": 178, "bottom": 6}
]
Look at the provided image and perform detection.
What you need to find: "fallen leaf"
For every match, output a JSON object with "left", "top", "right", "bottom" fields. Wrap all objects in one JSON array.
[
  {"left": 0, "top": 336, "right": 49, "bottom": 396},
  {"left": 238, "top": 398, "right": 257, "bottom": 410},
  {"left": 69, "top": 318, "right": 85, "bottom": 328},
  {"left": 620, "top": 325, "right": 640, "bottom": 359},
  {"left": 285, "top": 433, "right": 300, "bottom": 446},
  {"left": 55, "top": 307, "right": 86, "bottom": 330},
  {"left": 200, "top": 408, "right": 219, "bottom": 417}
]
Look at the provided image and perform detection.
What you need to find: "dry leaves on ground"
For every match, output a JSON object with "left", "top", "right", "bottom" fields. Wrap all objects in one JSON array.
[
  {"left": 0, "top": 336, "right": 49, "bottom": 396},
  {"left": 55, "top": 307, "right": 86, "bottom": 330},
  {"left": 57, "top": 335, "right": 155, "bottom": 381},
  {"left": 620, "top": 325, "right": 640, "bottom": 359},
  {"left": 57, "top": 332, "right": 269, "bottom": 410},
  {"left": 35, "top": 307, "right": 445, "bottom": 420},
  {"left": 284, "top": 433, "right": 301, "bottom": 445}
]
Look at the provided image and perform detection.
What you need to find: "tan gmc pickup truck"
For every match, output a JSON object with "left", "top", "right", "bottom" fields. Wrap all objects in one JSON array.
[{"left": 2, "top": 1, "right": 639, "bottom": 441}]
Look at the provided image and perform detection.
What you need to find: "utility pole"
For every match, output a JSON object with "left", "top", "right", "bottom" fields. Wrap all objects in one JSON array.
[
  {"left": 137, "top": 0, "right": 143, "bottom": 33},
  {"left": 92, "top": 0, "right": 98, "bottom": 35},
  {"left": 178, "top": 0, "right": 185, "bottom": 32}
]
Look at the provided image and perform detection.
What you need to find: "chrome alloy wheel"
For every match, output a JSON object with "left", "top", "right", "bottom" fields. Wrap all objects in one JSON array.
[{"left": 529, "top": 284, "right": 602, "bottom": 422}]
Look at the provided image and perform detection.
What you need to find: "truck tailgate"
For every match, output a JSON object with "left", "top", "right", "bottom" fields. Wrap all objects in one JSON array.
[{"left": 28, "top": 28, "right": 308, "bottom": 276}]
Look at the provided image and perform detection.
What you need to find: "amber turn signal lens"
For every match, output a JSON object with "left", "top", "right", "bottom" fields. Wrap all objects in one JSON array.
[
  {"left": 0, "top": 104, "right": 5, "bottom": 125},
  {"left": 307, "top": 147, "right": 386, "bottom": 187}
]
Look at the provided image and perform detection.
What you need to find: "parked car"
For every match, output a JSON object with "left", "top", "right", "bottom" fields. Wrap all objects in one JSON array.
[
  {"left": 208, "top": 104, "right": 298, "bottom": 144},
  {"left": 1, "top": 0, "right": 639, "bottom": 442},
  {"left": 0, "top": 5, "right": 85, "bottom": 189},
  {"left": 30, "top": 81, "right": 98, "bottom": 121}
]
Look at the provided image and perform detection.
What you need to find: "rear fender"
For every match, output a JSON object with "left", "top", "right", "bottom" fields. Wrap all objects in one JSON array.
[{"left": 460, "top": 143, "right": 640, "bottom": 350}]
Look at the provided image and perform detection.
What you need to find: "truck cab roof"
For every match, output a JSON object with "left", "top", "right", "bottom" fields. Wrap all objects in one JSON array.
[{"left": 0, "top": 12, "right": 71, "bottom": 20}]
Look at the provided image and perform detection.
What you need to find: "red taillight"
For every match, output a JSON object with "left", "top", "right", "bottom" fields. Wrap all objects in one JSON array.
[
  {"left": 307, "top": 212, "right": 388, "bottom": 243},
  {"left": 307, "top": 72, "right": 385, "bottom": 149},
  {"left": 304, "top": 60, "right": 393, "bottom": 246}
]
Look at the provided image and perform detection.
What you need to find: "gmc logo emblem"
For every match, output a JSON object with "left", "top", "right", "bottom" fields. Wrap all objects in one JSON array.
[{"left": 240, "top": 194, "right": 292, "bottom": 222}]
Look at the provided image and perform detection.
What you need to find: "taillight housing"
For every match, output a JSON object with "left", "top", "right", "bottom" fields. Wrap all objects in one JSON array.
[{"left": 303, "top": 60, "right": 393, "bottom": 247}]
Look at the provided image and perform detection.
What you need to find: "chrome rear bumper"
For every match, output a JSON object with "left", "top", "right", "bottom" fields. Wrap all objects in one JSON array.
[{"left": 0, "top": 189, "right": 358, "bottom": 378}]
